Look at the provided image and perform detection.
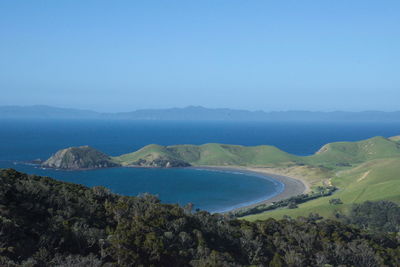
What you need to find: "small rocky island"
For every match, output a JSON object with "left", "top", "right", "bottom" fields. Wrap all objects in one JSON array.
[{"left": 42, "top": 146, "right": 120, "bottom": 169}]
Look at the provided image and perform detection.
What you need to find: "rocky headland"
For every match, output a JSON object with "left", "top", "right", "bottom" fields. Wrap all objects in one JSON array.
[{"left": 42, "top": 146, "right": 119, "bottom": 169}]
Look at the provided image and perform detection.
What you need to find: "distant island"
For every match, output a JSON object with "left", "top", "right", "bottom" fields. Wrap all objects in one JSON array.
[{"left": 2, "top": 105, "right": 400, "bottom": 121}]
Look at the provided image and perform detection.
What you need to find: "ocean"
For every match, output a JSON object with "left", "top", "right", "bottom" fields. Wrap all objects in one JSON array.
[{"left": 1, "top": 119, "right": 399, "bottom": 212}]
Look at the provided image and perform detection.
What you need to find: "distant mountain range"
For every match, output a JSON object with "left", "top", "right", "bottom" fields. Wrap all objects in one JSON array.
[{"left": 1, "top": 105, "right": 400, "bottom": 121}]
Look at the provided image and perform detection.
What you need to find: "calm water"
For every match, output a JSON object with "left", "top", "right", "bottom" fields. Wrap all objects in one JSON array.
[{"left": 1, "top": 119, "right": 399, "bottom": 212}]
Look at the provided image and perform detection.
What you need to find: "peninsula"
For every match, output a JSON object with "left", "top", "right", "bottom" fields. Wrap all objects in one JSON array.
[
  {"left": 43, "top": 135, "right": 400, "bottom": 172},
  {"left": 41, "top": 135, "right": 400, "bottom": 219}
]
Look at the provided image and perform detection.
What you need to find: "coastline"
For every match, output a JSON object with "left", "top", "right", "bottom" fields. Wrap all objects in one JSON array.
[
  {"left": 192, "top": 166, "right": 309, "bottom": 213},
  {"left": 18, "top": 159, "right": 310, "bottom": 214}
]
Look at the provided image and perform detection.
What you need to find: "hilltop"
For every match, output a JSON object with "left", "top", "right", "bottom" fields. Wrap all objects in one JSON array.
[
  {"left": 304, "top": 136, "right": 400, "bottom": 167},
  {"left": 113, "top": 143, "right": 297, "bottom": 167}
]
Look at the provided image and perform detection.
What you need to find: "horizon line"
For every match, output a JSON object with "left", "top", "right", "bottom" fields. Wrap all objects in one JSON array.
[{"left": 1, "top": 104, "right": 399, "bottom": 114}]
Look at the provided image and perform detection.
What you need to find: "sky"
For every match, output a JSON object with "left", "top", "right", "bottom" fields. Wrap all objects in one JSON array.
[{"left": 1, "top": 1, "right": 399, "bottom": 112}]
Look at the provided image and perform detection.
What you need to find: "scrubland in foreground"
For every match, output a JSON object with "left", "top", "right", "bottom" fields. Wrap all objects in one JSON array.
[{"left": 0, "top": 169, "right": 399, "bottom": 266}]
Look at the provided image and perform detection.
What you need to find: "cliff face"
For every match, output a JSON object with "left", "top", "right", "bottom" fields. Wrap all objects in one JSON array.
[{"left": 42, "top": 146, "right": 119, "bottom": 169}]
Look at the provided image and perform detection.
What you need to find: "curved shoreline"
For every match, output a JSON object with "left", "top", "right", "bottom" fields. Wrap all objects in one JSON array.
[
  {"left": 14, "top": 159, "right": 309, "bottom": 214},
  {"left": 191, "top": 166, "right": 309, "bottom": 213}
]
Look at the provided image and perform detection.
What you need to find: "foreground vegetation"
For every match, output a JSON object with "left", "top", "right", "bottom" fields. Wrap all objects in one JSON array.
[{"left": 1, "top": 169, "right": 399, "bottom": 266}]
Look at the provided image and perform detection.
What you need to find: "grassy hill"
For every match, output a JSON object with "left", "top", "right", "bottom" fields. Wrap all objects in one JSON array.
[
  {"left": 113, "top": 136, "right": 400, "bottom": 169},
  {"left": 113, "top": 143, "right": 298, "bottom": 167},
  {"left": 113, "top": 144, "right": 183, "bottom": 165},
  {"left": 304, "top": 136, "right": 400, "bottom": 168},
  {"left": 245, "top": 155, "right": 400, "bottom": 221}
]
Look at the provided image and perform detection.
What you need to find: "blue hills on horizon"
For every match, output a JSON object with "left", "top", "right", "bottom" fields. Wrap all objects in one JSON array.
[{"left": 1, "top": 105, "right": 400, "bottom": 121}]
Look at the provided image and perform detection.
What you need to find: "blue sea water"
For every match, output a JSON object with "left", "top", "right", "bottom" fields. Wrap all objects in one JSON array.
[{"left": 1, "top": 119, "right": 399, "bottom": 212}]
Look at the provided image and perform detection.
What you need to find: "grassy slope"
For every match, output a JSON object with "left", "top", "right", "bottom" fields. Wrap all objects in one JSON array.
[
  {"left": 241, "top": 136, "right": 400, "bottom": 220},
  {"left": 113, "top": 143, "right": 298, "bottom": 167},
  {"left": 245, "top": 157, "right": 400, "bottom": 221},
  {"left": 112, "top": 144, "right": 184, "bottom": 166},
  {"left": 304, "top": 136, "right": 400, "bottom": 168},
  {"left": 113, "top": 136, "right": 400, "bottom": 168}
]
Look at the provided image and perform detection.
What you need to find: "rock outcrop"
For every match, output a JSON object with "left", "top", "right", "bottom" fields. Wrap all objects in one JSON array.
[
  {"left": 131, "top": 157, "right": 191, "bottom": 168},
  {"left": 42, "top": 146, "right": 119, "bottom": 169}
]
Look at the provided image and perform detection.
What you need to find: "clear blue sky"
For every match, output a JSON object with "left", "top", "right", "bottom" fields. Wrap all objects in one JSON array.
[{"left": 1, "top": 1, "right": 399, "bottom": 112}]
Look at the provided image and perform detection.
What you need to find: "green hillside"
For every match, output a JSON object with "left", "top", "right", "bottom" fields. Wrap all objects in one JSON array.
[
  {"left": 113, "top": 144, "right": 182, "bottom": 165},
  {"left": 113, "top": 143, "right": 298, "bottom": 167},
  {"left": 112, "top": 144, "right": 190, "bottom": 167},
  {"left": 112, "top": 136, "right": 400, "bottom": 169},
  {"left": 305, "top": 136, "right": 400, "bottom": 168},
  {"left": 239, "top": 136, "right": 400, "bottom": 221},
  {"left": 245, "top": 157, "right": 400, "bottom": 221}
]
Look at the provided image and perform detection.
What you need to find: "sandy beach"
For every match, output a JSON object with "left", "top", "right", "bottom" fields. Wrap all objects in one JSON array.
[{"left": 193, "top": 166, "right": 310, "bottom": 213}]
